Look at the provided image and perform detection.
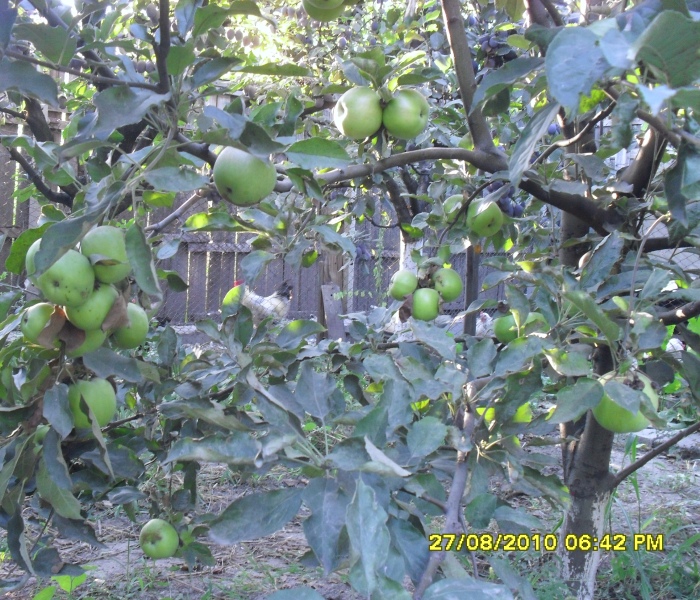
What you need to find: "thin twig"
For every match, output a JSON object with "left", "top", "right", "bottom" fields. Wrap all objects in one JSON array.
[
  {"left": 3, "top": 48, "right": 163, "bottom": 92},
  {"left": 610, "top": 420, "right": 700, "bottom": 488}
]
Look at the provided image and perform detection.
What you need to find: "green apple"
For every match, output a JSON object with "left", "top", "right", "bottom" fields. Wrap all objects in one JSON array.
[
  {"left": 477, "top": 403, "right": 532, "bottom": 424},
  {"left": 333, "top": 87, "right": 383, "bottom": 140},
  {"left": 66, "top": 328, "right": 108, "bottom": 358},
  {"left": 412, "top": 288, "right": 440, "bottom": 321},
  {"left": 493, "top": 314, "right": 517, "bottom": 344},
  {"left": 68, "top": 378, "right": 117, "bottom": 429},
  {"left": 80, "top": 226, "right": 131, "bottom": 284},
  {"left": 302, "top": 0, "right": 346, "bottom": 20},
  {"left": 35, "top": 249, "right": 95, "bottom": 308},
  {"left": 139, "top": 518, "right": 179, "bottom": 559},
  {"left": 25, "top": 239, "right": 42, "bottom": 284},
  {"left": 213, "top": 147, "right": 277, "bottom": 207},
  {"left": 432, "top": 268, "right": 463, "bottom": 302},
  {"left": 593, "top": 372, "right": 659, "bottom": 433},
  {"left": 389, "top": 269, "right": 418, "bottom": 300},
  {"left": 382, "top": 89, "right": 430, "bottom": 140},
  {"left": 65, "top": 283, "right": 118, "bottom": 331},
  {"left": 523, "top": 311, "right": 548, "bottom": 333},
  {"left": 305, "top": 0, "right": 344, "bottom": 8},
  {"left": 466, "top": 200, "right": 503, "bottom": 238},
  {"left": 111, "top": 303, "right": 149, "bottom": 349},
  {"left": 444, "top": 194, "right": 463, "bottom": 216},
  {"left": 21, "top": 303, "right": 60, "bottom": 346}
]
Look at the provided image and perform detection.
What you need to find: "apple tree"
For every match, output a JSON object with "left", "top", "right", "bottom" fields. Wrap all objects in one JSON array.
[{"left": 1, "top": 0, "right": 700, "bottom": 598}]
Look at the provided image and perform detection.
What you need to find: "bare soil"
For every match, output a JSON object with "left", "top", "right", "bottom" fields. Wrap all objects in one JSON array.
[{"left": 2, "top": 431, "right": 699, "bottom": 599}]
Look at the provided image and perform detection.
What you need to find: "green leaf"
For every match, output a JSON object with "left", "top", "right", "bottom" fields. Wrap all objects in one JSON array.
[
  {"left": 466, "top": 338, "right": 497, "bottom": 378},
  {"left": 422, "top": 578, "right": 514, "bottom": 599},
  {"left": 564, "top": 290, "right": 622, "bottom": 346},
  {"left": 208, "top": 488, "right": 302, "bottom": 544},
  {"left": 302, "top": 478, "right": 349, "bottom": 575},
  {"left": 547, "top": 378, "right": 603, "bottom": 424},
  {"left": 0, "top": 8, "right": 16, "bottom": 50},
  {"left": 36, "top": 458, "right": 82, "bottom": 520},
  {"left": 166, "top": 433, "right": 262, "bottom": 465},
  {"left": 471, "top": 57, "right": 543, "bottom": 112},
  {"left": 407, "top": 417, "right": 447, "bottom": 458},
  {"left": 166, "top": 43, "right": 196, "bottom": 76},
  {"left": 544, "top": 347, "right": 591, "bottom": 376},
  {"left": 346, "top": 479, "right": 391, "bottom": 596},
  {"left": 286, "top": 138, "right": 351, "bottom": 169},
  {"left": 191, "top": 57, "right": 241, "bottom": 87},
  {"left": 545, "top": 27, "right": 609, "bottom": 112},
  {"left": 82, "top": 348, "right": 145, "bottom": 383},
  {"left": 159, "top": 398, "right": 250, "bottom": 431},
  {"left": 237, "top": 63, "right": 310, "bottom": 77},
  {"left": 126, "top": 224, "right": 162, "bottom": 298},
  {"left": 631, "top": 11, "right": 700, "bottom": 88},
  {"left": 464, "top": 493, "right": 499, "bottom": 529},
  {"left": 143, "top": 167, "right": 208, "bottom": 192},
  {"left": 295, "top": 362, "right": 340, "bottom": 420},
  {"left": 239, "top": 250, "right": 274, "bottom": 284},
  {"left": 143, "top": 190, "right": 176, "bottom": 208},
  {"left": 276, "top": 319, "right": 326, "bottom": 349},
  {"left": 93, "top": 87, "right": 170, "bottom": 138},
  {"left": 193, "top": 1, "right": 262, "bottom": 38},
  {"left": 175, "top": 0, "right": 197, "bottom": 35},
  {"left": 4, "top": 224, "right": 49, "bottom": 274},
  {"left": 13, "top": 24, "right": 77, "bottom": 66},
  {"left": 0, "top": 57, "right": 58, "bottom": 106},
  {"left": 508, "top": 102, "right": 561, "bottom": 186}
]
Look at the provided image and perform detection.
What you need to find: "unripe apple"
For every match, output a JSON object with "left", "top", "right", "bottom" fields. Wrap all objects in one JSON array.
[
  {"left": 35, "top": 248, "right": 95, "bottom": 308},
  {"left": 139, "top": 518, "right": 179, "bottom": 559},
  {"left": 477, "top": 403, "right": 532, "bottom": 424},
  {"left": 65, "top": 283, "right": 119, "bottom": 331},
  {"left": 466, "top": 200, "right": 503, "bottom": 238},
  {"left": 389, "top": 269, "right": 418, "bottom": 300},
  {"left": 68, "top": 378, "right": 117, "bottom": 429},
  {"left": 382, "top": 89, "right": 430, "bottom": 140},
  {"left": 111, "top": 303, "right": 149, "bottom": 349},
  {"left": 333, "top": 87, "right": 383, "bottom": 140},
  {"left": 80, "top": 226, "right": 131, "bottom": 284},
  {"left": 301, "top": 0, "right": 346, "bottom": 20},
  {"left": 21, "top": 303, "right": 60, "bottom": 346},
  {"left": 412, "top": 288, "right": 440, "bottom": 321},
  {"left": 432, "top": 268, "right": 463, "bottom": 302},
  {"left": 213, "top": 147, "right": 277, "bottom": 207},
  {"left": 66, "top": 328, "right": 108, "bottom": 358},
  {"left": 593, "top": 371, "right": 659, "bottom": 433},
  {"left": 493, "top": 314, "right": 517, "bottom": 344}
]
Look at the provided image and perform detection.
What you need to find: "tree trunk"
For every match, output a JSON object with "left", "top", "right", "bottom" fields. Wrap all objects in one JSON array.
[{"left": 557, "top": 212, "right": 617, "bottom": 599}]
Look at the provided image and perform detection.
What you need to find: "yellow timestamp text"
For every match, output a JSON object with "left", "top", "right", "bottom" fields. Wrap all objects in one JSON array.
[{"left": 428, "top": 533, "right": 664, "bottom": 553}]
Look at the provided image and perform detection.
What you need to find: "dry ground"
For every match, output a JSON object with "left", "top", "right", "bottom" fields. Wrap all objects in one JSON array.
[{"left": 1, "top": 429, "right": 699, "bottom": 599}]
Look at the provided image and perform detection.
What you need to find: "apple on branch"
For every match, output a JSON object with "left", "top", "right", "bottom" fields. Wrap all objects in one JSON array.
[
  {"left": 333, "top": 87, "right": 383, "bottom": 140},
  {"left": 213, "top": 147, "right": 277, "bottom": 207},
  {"left": 382, "top": 89, "right": 430, "bottom": 140}
]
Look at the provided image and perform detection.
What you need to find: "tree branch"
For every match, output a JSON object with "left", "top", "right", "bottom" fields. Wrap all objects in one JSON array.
[
  {"left": 382, "top": 174, "right": 414, "bottom": 242},
  {"left": 440, "top": 0, "right": 496, "bottom": 152},
  {"left": 7, "top": 147, "right": 73, "bottom": 207},
  {"left": 609, "top": 420, "right": 700, "bottom": 489},
  {"left": 539, "top": 0, "right": 565, "bottom": 26},
  {"left": 658, "top": 301, "right": 700, "bottom": 325},
  {"left": 3, "top": 48, "right": 162, "bottom": 92},
  {"left": 154, "top": 0, "right": 171, "bottom": 94}
]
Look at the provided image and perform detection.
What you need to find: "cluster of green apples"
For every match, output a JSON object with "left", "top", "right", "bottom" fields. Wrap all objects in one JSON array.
[
  {"left": 20, "top": 226, "right": 150, "bottom": 430},
  {"left": 21, "top": 225, "right": 149, "bottom": 355},
  {"left": 333, "top": 86, "right": 430, "bottom": 141},
  {"left": 300, "top": 0, "right": 357, "bottom": 22},
  {"left": 389, "top": 267, "right": 463, "bottom": 321}
]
